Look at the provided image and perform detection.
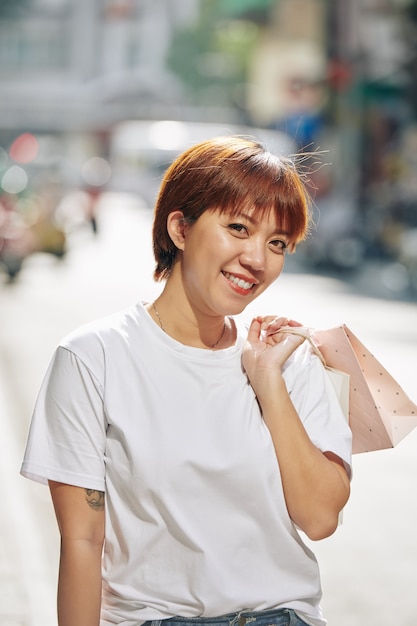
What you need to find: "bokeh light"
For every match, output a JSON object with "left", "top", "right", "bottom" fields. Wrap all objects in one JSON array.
[
  {"left": 1, "top": 165, "right": 29, "bottom": 194},
  {"left": 81, "top": 156, "right": 112, "bottom": 187},
  {"left": 9, "top": 133, "right": 39, "bottom": 164},
  {"left": 149, "top": 120, "right": 187, "bottom": 150}
]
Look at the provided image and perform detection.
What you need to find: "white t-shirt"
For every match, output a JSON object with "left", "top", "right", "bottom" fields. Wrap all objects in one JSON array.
[{"left": 21, "top": 301, "right": 352, "bottom": 626}]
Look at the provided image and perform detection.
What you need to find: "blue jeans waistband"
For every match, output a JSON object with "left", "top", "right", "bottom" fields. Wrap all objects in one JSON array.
[{"left": 142, "top": 608, "right": 308, "bottom": 626}]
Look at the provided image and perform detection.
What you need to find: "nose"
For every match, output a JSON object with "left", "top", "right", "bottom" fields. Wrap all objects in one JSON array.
[{"left": 240, "top": 237, "right": 266, "bottom": 272}]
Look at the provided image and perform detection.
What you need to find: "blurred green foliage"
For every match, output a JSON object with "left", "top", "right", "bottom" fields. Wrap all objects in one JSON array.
[{"left": 167, "top": 0, "right": 259, "bottom": 107}]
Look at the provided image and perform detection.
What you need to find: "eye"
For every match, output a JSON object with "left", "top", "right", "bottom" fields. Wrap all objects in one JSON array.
[
  {"left": 228, "top": 223, "right": 248, "bottom": 236},
  {"left": 269, "top": 239, "right": 288, "bottom": 254}
]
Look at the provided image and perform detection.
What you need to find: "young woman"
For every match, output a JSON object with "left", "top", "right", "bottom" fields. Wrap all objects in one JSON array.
[{"left": 21, "top": 136, "right": 352, "bottom": 626}]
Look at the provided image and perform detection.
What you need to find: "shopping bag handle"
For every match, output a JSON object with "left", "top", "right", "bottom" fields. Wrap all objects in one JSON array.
[{"left": 275, "top": 326, "right": 326, "bottom": 367}]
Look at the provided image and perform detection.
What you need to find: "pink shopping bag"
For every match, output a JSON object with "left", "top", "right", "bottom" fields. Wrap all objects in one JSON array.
[{"left": 312, "top": 325, "right": 417, "bottom": 454}]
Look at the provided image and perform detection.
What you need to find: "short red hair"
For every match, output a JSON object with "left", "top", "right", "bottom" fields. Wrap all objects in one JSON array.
[{"left": 152, "top": 135, "right": 311, "bottom": 281}]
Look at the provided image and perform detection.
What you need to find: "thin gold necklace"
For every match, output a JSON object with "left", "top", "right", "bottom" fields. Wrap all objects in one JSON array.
[{"left": 152, "top": 301, "right": 226, "bottom": 349}]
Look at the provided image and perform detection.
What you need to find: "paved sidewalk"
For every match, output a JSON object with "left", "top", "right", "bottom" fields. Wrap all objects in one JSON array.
[{"left": 0, "top": 348, "right": 58, "bottom": 626}]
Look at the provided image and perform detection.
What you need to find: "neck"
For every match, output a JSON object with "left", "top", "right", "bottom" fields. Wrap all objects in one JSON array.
[{"left": 149, "top": 293, "right": 229, "bottom": 350}]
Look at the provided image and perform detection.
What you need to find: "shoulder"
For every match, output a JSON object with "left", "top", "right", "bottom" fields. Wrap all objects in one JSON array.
[
  {"left": 61, "top": 303, "right": 140, "bottom": 351},
  {"left": 58, "top": 303, "right": 142, "bottom": 372}
]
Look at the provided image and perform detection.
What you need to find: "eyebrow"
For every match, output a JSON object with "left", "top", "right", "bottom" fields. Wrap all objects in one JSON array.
[{"left": 236, "top": 211, "right": 290, "bottom": 237}]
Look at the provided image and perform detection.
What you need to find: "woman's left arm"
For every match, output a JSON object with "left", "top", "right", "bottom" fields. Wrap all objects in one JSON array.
[{"left": 243, "top": 317, "right": 350, "bottom": 541}]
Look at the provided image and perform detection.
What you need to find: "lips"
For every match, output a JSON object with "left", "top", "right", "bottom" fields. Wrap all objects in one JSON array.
[{"left": 222, "top": 271, "right": 255, "bottom": 291}]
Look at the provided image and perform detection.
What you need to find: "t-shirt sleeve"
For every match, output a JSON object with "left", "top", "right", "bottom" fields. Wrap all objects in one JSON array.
[
  {"left": 21, "top": 346, "right": 107, "bottom": 491},
  {"left": 283, "top": 342, "right": 353, "bottom": 479}
]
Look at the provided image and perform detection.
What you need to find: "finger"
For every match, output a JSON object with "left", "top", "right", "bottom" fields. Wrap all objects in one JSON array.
[
  {"left": 257, "top": 315, "right": 278, "bottom": 330},
  {"left": 264, "top": 317, "right": 290, "bottom": 336},
  {"left": 257, "top": 315, "right": 301, "bottom": 330},
  {"left": 246, "top": 317, "right": 263, "bottom": 343},
  {"left": 266, "top": 330, "right": 306, "bottom": 351}
]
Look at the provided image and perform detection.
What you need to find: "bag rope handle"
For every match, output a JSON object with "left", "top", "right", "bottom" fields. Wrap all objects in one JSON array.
[{"left": 274, "top": 326, "right": 327, "bottom": 367}]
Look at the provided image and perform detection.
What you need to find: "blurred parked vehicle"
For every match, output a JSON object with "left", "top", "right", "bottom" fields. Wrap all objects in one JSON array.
[
  {"left": 0, "top": 191, "right": 66, "bottom": 282},
  {"left": 108, "top": 119, "right": 296, "bottom": 206},
  {"left": 297, "top": 195, "right": 366, "bottom": 271},
  {"left": 0, "top": 194, "right": 36, "bottom": 281}
]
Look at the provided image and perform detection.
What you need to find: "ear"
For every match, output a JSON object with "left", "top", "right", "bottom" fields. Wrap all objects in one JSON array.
[{"left": 166, "top": 210, "right": 189, "bottom": 251}]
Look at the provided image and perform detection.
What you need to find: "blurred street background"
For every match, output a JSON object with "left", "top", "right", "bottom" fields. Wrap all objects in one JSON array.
[{"left": 0, "top": 1, "right": 416, "bottom": 625}]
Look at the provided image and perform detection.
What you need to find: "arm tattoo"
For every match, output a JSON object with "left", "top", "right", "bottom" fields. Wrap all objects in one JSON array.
[{"left": 85, "top": 489, "right": 105, "bottom": 512}]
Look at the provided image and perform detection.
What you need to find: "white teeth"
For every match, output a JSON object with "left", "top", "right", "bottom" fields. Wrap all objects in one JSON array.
[{"left": 223, "top": 272, "right": 254, "bottom": 290}]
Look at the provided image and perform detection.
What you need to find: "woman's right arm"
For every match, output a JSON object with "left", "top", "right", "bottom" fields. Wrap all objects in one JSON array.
[{"left": 49, "top": 481, "right": 105, "bottom": 626}]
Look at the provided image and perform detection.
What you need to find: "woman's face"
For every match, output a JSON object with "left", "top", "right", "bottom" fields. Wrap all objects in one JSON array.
[{"left": 177, "top": 206, "right": 291, "bottom": 317}]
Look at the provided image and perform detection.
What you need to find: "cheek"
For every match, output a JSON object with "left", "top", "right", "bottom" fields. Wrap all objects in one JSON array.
[
  {"left": 182, "top": 236, "right": 213, "bottom": 267},
  {"left": 181, "top": 240, "right": 214, "bottom": 284},
  {"left": 265, "top": 256, "right": 286, "bottom": 283},
  {"left": 190, "top": 232, "right": 231, "bottom": 265}
]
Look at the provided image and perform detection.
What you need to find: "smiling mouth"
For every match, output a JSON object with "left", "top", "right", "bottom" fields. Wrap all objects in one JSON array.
[{"left": 222, "top": 271, "right": 255, "bottom": 291}]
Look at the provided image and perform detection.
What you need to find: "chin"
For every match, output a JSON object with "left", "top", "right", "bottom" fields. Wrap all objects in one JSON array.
[{"left": 225, "top": 300, "right": 255, "bottom": 316}]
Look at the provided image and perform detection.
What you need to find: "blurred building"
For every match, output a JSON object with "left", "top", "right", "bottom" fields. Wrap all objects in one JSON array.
[
  {"left": 221, "top": 0, "right": 416, "bottom": 279},
  {"left": 0, "top": 0, "right": 202, "bottom": 280},
  {"left": 1, "top": 0, "right": 416, "bottom": 283},
  {"left": 0, "top": 0, "right": 198, "bottom": 135},
  {"left": 0, "top": 0, "right": 203, "bottom": 226}
]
